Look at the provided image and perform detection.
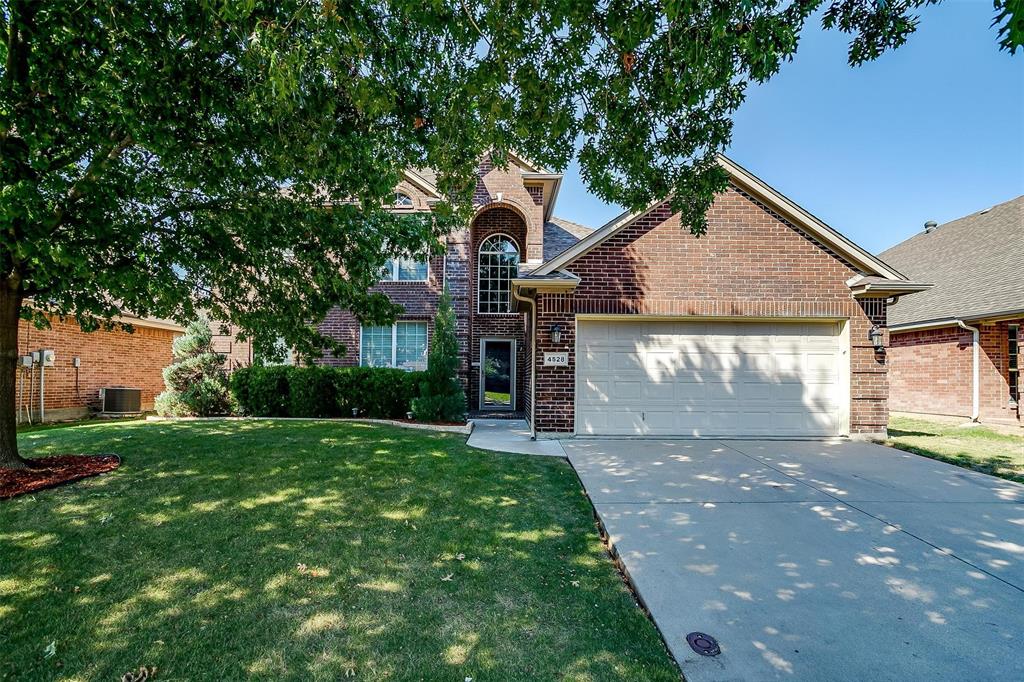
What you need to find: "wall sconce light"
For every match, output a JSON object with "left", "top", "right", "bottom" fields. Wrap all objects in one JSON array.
[
  {"left": 550, "top": 324, "right": 563, "bottom": 345},
  {"left": 868, "top": 324, "right": 885, "bottom": 353}
]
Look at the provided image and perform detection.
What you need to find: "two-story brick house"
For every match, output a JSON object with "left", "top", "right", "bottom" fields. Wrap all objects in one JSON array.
[{"left": 318, "top": 153, "right": 928, "bottom": 440}]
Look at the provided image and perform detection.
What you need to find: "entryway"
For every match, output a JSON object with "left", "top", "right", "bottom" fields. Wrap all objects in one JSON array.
[{"left": 480, "top": 339, "right": 515, "bottom": 410}]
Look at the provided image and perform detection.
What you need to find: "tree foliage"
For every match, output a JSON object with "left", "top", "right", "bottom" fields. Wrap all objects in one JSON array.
[
  {"left": 155, "top": 317, "right": 233, "bottom": 416},
  {"left": 412, "top": 289, "right": 466, "bottom": 422},
  {"left": 0, "top": 0, "right": 1018, "bottom": 465}
]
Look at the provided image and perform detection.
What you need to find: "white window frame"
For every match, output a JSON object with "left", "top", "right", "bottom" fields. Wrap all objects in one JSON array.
[
  {"left": 477, "top": 233, "right": 520, "bottom": 314},
  {"left": 359, "top": 322, "right": 429, "bottom": 371},
  {"left": 393, "top": 192, "right": 414, "bottom": 209},
  {"left": 380, "top": 256, "right": 429, "bottom": 283}
]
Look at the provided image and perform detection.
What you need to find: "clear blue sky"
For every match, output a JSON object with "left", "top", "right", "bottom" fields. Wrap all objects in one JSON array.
[{"left": 554, "top": 0, "right": 1024, "bottom": 254}]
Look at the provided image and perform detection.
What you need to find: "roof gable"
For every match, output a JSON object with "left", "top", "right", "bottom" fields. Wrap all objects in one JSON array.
[
  {"left": 534, "top": 155, "right": 908, "bottom": 281},
  {"left": 880, "top": 195, "right": 1023, "bottom": 326}
]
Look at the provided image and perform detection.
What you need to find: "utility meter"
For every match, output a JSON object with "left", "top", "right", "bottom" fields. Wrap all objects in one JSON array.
[{"left": 41, "top": 349, "right": 55, "bottom": 367}]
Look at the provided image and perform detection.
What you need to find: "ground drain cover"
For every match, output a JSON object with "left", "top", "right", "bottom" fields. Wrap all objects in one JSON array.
[{"left": 686, "top": 632, "right": 721, "bottom": 656}]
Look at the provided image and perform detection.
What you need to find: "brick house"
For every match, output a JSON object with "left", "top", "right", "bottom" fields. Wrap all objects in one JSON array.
[
  {"left": 881, "top": 196, "right": 1022, "bottom": 427},
  {"left": 319, "top": 154, "right": 928, "bottom": 440},
  {"left": 15, "top": 313, "right": 184, "bottom": 422}
]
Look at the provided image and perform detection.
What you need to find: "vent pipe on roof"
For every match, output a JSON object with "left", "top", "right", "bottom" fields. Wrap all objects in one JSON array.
[{"left": 923, "top": 220, "right": 937, "bottom": 234}]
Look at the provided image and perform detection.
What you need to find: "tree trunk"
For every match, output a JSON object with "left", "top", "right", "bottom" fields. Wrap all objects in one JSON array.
[{"left": 0, "top": 285, "right": 27, "bottom": 469}]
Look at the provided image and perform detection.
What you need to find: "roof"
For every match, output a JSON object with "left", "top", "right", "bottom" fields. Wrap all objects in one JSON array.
[
  {"left": 879, "top": 195, "right": 1024, "bottom": 327},
  {"left": 543, "top": 217, "right": 594, "bottom": 261},
  {"left": 532, "top": 155, "right": 910, "bottom": 282}
]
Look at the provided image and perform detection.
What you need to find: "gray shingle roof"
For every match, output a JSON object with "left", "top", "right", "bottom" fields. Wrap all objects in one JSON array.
[
  {"left": 879, "top": 195, "right": 1024, "bottom": 327},
  {"left": 543, "top": 217, "right": 593, "bottom": 261}
]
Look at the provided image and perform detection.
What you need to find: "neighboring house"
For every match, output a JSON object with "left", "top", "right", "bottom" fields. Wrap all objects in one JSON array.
[
  {"left": 15, "top": 313, "right": 185, "bottom": 422},
  {"left": 318, "top": 153, "right": 928, "bottom": 439},
  {"left": 880, "top": 196, "right": 1023, "bottom": 427}
]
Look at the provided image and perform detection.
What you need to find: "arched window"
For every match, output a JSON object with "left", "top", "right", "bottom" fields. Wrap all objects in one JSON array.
[
  {"left": 478, "top": 234, "right": 520, "bottom": 313},
  {"left": 393, "top": 192, "right": 413, "bottom": 208}
]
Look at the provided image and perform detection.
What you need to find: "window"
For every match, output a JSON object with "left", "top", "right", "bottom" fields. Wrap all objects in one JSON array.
[
  {"left": 360, "top": 322, "right": 428, "bottom": 371},
  {"left": 1010, "top": 325, "right": 1019, "bottom": 406},
  {"left": 380, "top": 256, "right": 428, "bottom": 282},
  {"left": 393, "top": 192, "right": 413, "bottom": 208},
  {"left": 477, "top": 234, "right": 519, "bottom": 313}
]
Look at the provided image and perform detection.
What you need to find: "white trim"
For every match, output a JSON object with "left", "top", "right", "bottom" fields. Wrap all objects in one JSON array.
[
  {"left": 479, "top": 338, "right": 516, "bottom": 411},
  {"left": 359, "top": 321, "right": 429, "bottom": 371},
  {"left": 401, "top": 170, "right": 440, "bottom": 198},
  {"left": 534, "top": 155, "right": 909, "bottom": 281},
  {"left": 379, "top": 256, "right": 430, "bottom": 283},
  {"left": 476, "top": 232, "right": 521, "bottom": 314}
]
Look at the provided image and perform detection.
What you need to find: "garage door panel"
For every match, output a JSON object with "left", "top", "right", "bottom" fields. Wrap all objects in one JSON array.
[{"left": 577, "top": 320, "right": 843, "bottom": 437}]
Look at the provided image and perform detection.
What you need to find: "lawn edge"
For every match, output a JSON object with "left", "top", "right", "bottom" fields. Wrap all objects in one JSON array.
[{"left": 884, "top": 440, "right": 1024, "bottom": 484}]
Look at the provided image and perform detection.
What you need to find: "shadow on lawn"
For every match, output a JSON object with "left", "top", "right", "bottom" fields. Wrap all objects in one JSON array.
[{"left": 1, "top": 421, "right": 677, "bottom": 681}]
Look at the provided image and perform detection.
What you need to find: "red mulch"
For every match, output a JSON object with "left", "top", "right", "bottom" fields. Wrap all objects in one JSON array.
[{"left": 0, "top": 455, "right": 121, "bottom": 500}]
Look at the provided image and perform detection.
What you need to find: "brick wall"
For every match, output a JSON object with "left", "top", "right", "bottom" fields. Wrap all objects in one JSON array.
[
  {"left": 15, "top": 316, "right": 177, "bottom": 421},
  {"left": 467, "top": 207, "right": 528, "bottom": 410},
  {"left": 473, "top": 154, "right": 544, "bottom": 262},
  {"left": 530, "top": 185, "right": 891, "bottom": 436},
  {"left": 890, "top": 319, "right": 1022, "bottom": 425}
]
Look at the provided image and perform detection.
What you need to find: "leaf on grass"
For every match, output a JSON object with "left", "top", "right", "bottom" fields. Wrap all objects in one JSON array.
[
  {"left": 43, "top": 641, "right": 56, "bottom": 659},
  {"left": 455, "top": 553, "right": 465, "bottom": 561},
  {"left": 441, "top": 573, "right": 454, "bottom": 582}
]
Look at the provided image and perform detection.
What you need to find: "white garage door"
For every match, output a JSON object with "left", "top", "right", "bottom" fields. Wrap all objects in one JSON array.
[{"left": 576, "top": 319, "right": 845, "bottom": 437}]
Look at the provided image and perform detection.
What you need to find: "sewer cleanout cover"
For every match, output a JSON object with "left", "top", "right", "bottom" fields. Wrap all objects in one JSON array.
[{"left": 686, "top": 631, "right": 721, "bottom": 656}]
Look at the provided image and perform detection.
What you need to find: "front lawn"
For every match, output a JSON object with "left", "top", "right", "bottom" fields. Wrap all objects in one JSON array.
[
  {"left": 0, "top": 421, "right": 678, "bottom": 681},
  {"left": 888, "top": 415, "right": 1024, "bottom": 482}
]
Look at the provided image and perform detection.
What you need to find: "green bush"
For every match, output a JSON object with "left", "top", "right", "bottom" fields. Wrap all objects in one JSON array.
[
  {"left": 156, "top": 317, "right": 233, "bottom": 416},
  {"left": 230, "top": 365, "right": 423, "bottom": 419},
  {"left": 412, "top": 289, "right": 466, "bottom": 422}
]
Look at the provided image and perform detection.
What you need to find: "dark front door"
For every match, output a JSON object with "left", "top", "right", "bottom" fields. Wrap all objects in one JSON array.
[{"left": 481, "top": 340, "right": 514, "bottom": 410}]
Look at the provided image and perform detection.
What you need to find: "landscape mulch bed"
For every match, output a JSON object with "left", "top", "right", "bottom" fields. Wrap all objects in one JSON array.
[{"left": 0, "top": 455, "right": 121, "bottom": 500}]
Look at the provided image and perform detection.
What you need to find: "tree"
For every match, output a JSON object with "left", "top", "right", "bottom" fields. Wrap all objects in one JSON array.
[
  {"left": 412, "top": 288, "right": 466, "bottom": 422},
  {"left": 155, "top": 317, "right": 233, "bottom": 417},
  {"left": 1, "top": 1, "right": 1019, "bottom": 467}
]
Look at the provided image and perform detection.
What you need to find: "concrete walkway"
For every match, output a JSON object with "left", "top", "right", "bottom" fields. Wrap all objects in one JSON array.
[
  {"left": 564, "top": 438, "right": 1024, "bottom": 682},
  {"left": 466, "top": 419, "right": 567, "bottom": 457}
]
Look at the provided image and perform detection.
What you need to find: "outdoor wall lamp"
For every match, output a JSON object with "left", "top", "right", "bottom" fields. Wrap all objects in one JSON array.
[
  {"left": 868, "top": 324, "right": 885, "bottom": 353},
  {"left": 549, "top": 324, "right": 563, "bottom": 345}
]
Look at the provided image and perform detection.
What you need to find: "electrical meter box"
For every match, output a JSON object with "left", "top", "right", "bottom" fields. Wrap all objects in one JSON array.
[{"left": 40, "top": 349, "right": 55, "bottom": 367}]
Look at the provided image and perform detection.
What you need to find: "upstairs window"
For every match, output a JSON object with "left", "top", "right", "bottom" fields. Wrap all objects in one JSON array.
[
  {"left": 393, "top": 192, "right": 414, "bottom": 208},
  {"left": 381, "top": 256, "right": 428, "bottom": 282},
  {"left": 478, "top": 234, "right": 519, "bottom": 313}
]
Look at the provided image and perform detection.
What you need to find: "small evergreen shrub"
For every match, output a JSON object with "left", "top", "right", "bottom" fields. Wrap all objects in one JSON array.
[
  {"left": 156, "top": 317, "right": 233, "bottom": 416},
  {"left": 230, "top": 365, "right": 423, "bottom": 419},
  {"left": 412, "top": 289, "right": 466, "bottom": 422}
]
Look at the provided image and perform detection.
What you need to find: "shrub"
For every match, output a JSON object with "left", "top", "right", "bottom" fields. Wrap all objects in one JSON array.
[
  {"left": 156, "top": 317, "right": 233, "bottom": 416},
  {"left": 412, "top": 289, "right": 466, "bottom": 422},
  {"left": 230, "top": 364, "right": 424, "bottom": 419}
]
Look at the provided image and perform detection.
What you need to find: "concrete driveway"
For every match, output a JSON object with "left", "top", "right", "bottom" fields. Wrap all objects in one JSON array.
[{"left": 564, "top": 439, "right": 1024, "bottom": 681}]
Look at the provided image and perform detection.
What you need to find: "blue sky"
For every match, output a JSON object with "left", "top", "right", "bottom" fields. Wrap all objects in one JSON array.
[{"left": 554, "top": 0, "right": 1024, "bottom": 254}]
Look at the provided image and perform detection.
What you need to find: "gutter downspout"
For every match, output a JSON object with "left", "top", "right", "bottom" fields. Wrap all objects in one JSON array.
[
  {"left": 957, "top": 320, "right": 980, "bottom": 421},
  {"left": 511, "top": 286, "right": 538, "bottom": 440}
]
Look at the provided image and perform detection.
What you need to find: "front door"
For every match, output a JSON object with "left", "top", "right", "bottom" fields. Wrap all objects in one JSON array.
[{"left": 481, "top": 340, "right": 515, "bottom": 410}]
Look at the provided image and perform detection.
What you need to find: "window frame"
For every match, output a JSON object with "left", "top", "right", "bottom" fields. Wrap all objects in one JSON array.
[
  {"left": 477, "top": 233, "right": 520, "bottom": 315},
  {"left": 359, "top": 321, "right": 429, "bottom": 371},
  {"left": 380, "top": 256, "right": 429, "bottom": 283},
  {"left": 392, "top": 192, "right": 414, "bottom": 209}
]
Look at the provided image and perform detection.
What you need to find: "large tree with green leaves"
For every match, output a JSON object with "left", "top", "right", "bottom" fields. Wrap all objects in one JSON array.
[{"left": 1, "top": 0, "right": 1018, "bottom": 467}]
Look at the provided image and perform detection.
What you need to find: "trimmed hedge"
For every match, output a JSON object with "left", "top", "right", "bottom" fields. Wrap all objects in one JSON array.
[{"left": 230, "top": 365, "right": 425, "bottom": 419}]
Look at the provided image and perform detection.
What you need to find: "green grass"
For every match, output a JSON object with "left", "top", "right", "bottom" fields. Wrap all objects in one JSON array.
[
  {"left": 483, "top": 391, "right": 511, "bottom": 405},
  {"left": 0, "top": 420, "right": 678, "bottom": 681},
  {"left": 888, "top": 416, "right": 1024, "bottom": 483}
]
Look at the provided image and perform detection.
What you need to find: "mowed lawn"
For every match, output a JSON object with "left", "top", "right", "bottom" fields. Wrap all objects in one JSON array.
[
  {"left": 888, "top": 415, "right": 1024, "bottom": 482},
  {"left": 1, "top": 421, "right": 678, "bottom": 681}
]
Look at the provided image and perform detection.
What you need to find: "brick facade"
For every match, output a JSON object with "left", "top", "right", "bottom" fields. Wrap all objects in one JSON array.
[
  {"left": 317, "top": 165, "right": 901, "bottom": 438},
  {"left": 15, "top": 316, "right": 177, "bottom": 421},
  {"left": 529, "top": 186, "right": 891, "bottom": 436},
  {"left": 889, "top": 319, "right": 1022, "bottom": 425}
]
